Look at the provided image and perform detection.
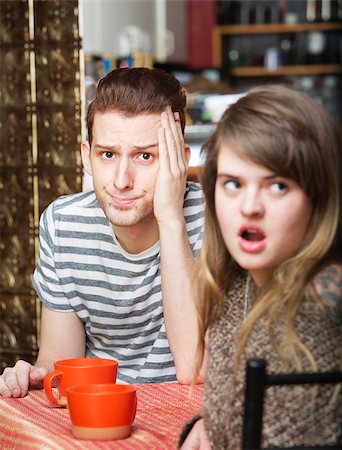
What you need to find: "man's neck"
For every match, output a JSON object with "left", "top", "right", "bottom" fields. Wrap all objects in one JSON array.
[{"left": 112, "top": 217, "right": 160, "bottom": 254}]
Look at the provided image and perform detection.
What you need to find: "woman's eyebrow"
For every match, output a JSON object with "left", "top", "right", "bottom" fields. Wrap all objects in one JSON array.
[
  {"left": 216, "top": 172, "right": 278, "bottom": 179},
  {"left": 216, "top": 172, "right": 239, "bottom": 178}
]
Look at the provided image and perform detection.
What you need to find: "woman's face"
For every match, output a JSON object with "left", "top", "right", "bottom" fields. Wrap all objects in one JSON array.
[{"left": 215, "top": 145, "right": 313, "bottom": 286}]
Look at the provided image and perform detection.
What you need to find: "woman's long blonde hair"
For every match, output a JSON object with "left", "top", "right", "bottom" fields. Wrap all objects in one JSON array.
[{"left": 195, "top": 85, "right": 341, "bottom": 375}]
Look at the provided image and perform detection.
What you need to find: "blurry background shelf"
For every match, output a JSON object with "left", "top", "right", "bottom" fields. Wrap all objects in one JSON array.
[
  {"left": 215, "top": 21, "right": 341, "bottom": 36},
  {"left": 213, "top": 22, "right": 342, "bottom": 67},
  {"left": 212, "top": 12, "right": 342, "bottom": 123},
  {"left": 230, "top": 64, "right": 342, "bottom": 76}
]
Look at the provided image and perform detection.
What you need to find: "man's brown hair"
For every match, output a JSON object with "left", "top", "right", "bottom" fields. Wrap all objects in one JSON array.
[{"left": 87, "top": 67, "right": 186, "bottom": 145}]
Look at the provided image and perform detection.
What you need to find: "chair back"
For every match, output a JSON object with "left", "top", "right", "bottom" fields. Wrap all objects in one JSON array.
[{"left": 242, "top": 358, "right": 342, "bottom": 450}]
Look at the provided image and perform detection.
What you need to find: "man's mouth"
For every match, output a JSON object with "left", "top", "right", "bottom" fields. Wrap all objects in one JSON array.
[{"left": 108, "top": 196, "right": 138, "bottom": 208}]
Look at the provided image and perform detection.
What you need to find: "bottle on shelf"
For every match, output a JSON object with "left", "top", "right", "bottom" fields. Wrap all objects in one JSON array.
[
  {"left": 280, "top": 37, "right": 294, "bottom": 65},
  {"left": 305, "top": 0, "right": 342, "bottom": 22},
  {"left": 305, "top": 30, "right": 327, "bottom": 64},
  {"left": 320, "top": 0, "right": 341, "bottom": 21},
  {"left": 306, "top": 0, "right": 317, "bottom": 21},
  {"left": 321, "top": 0, "right": 332, "bottom": 20}
]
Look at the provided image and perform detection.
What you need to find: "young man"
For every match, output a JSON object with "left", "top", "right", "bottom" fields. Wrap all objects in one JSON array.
[{"left": 0, "top": 68, "right": 204, "bottom": 397}]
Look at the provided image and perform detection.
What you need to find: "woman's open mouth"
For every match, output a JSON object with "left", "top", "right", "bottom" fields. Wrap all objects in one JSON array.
[{"left": 238, "top": 225, "right": 266, "bottom": 253}]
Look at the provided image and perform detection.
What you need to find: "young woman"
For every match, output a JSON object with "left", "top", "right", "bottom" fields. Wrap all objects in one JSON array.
[{"left": 180, "top": 85, "right": 341, "bottom": 449}]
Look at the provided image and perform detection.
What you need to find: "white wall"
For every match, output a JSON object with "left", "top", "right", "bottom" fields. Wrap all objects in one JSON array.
[
  {"left": 166, "top": 0, "right": 187, "bottom": 63},
  {"left": 81, "top": 0, "right": 187, "bottom": 63}
]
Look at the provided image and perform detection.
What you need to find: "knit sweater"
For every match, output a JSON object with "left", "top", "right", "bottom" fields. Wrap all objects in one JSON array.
[{"left": 185, "top": 268, "right": 342, "bottom": 449}]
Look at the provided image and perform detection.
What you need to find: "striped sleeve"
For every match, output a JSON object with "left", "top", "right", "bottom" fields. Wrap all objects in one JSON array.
[{"left": 32, "top": 199, "right": 74, "bottom": 311}]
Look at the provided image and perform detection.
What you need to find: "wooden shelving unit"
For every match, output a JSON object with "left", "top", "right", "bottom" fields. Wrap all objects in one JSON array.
[
  {"left": 213, "top": 22, "right": 342, "bottom": 76},
  {"left": 230, "top": 64, "right": 342, "bottom": 77}
]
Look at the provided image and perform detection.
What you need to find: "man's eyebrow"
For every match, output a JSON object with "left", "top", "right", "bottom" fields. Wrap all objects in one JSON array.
[
  {"left": 132, "top": 143, "right": 159, "bottom": 150},
  {"left": 93, "top": 143, "right": 159, "bottom": 150},
  {"left": 94, "top": 144, "right": 116, "bottom": 150}
]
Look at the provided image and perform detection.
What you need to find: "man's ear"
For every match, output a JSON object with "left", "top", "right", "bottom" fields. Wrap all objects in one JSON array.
[
  {"left": 81, "top": 140, "right": 93, "bottom": 176},
  {"left": 184, "top": 144, "right": 191, "bottom": 165}
]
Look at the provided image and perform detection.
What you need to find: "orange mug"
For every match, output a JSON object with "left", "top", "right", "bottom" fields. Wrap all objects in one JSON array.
[
  {"left": 67, "top": 384, "right": 137, "bottom": 440},
  {"left": 43, "top": 357, "right": 118, "bottom": 407}
]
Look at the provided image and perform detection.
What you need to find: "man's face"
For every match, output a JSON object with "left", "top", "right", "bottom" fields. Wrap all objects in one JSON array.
[{"left": 82, "top": 111, "right": 161, "bottom": 228}]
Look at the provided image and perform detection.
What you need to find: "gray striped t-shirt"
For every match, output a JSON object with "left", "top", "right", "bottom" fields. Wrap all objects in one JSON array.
[{"left": 32, "top": 182, "right": 204, "bottom": 384}]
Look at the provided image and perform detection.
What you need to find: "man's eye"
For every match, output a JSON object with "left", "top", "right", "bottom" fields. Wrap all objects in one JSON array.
[
  {"left": 104, "top": 151, "right": 113, "bottom": 159},
  {"left": 139, "top": 153, "right": 152, "bottom": 161},
  {"left": 270, "top": 182, "right": 287, "bottom": 193}
]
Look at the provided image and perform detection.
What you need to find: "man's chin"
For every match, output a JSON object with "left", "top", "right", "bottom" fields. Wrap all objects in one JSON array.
[
  {"left": 107, "top": 213, "right": 140, "bottom": 227},
  {"left": 105, "top": 208, "right": 154, "bottom": 228}
]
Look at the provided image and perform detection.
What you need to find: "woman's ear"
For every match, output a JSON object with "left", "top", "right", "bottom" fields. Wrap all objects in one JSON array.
[{"left": 81, "top": 140, "right": 93, "bottom": 176}]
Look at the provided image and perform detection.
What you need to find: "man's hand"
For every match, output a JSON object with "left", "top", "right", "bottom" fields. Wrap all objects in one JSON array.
[
  {"left": 180, "top": 419, "right": 212, "bottom": 450},
  {"left": 0, "top": 360, "right": 48, "bottom": 398},
  {"left": 0, "top": 307, "right": 86, "bottom": 399},
  {"left": 154, "top": 106, "right": 190, "bottom": 224}
]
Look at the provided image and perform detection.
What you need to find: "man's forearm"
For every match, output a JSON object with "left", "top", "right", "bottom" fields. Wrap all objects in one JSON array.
[{"left": 159, "top": 217, "right": 200, "bottom": 384}]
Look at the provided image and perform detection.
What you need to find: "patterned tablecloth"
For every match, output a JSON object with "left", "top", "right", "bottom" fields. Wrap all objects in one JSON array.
[{"left": 0, "top": 383, "right": 203, "bottom": 449}]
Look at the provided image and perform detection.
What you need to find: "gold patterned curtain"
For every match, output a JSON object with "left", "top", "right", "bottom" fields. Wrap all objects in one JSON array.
[{"left": 0, "top": 0, "right": 84, "bottom": 369}]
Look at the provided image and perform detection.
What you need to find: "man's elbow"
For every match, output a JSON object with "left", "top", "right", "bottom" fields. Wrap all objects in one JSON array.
[{"left": 175, "top": 366, "right": 204, "bottom": 385}]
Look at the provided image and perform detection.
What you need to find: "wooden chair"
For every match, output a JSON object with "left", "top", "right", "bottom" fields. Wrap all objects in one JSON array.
[{"left": 242, "top": 358, "right": 342, "bottom": 450}]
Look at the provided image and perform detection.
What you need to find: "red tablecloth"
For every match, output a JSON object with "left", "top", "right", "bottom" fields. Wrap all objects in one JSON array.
[{"left": 0, "top": 383, "right": 203, "bottom": 449}]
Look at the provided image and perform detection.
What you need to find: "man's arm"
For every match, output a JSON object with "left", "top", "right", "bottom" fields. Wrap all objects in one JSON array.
[
  {"left": 36, "top": 304, "right": 86, "bottom": 369},
  {"left": 0, "top": 305, "right": 85, "bottom": 398},
  {"left": 158, "top": 207, "right": 202, "bottom": 384},
  {"left": 154, "top": 107, "right": 204, "bottom": 384}
]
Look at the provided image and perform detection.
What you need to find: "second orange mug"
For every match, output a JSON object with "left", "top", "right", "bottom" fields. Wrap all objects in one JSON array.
[
  {"left": 43, "top": 357, "right": 118, "bottom": 406},
  {"left": 67, "top": 384, "right": 137, "bottom": 440}
]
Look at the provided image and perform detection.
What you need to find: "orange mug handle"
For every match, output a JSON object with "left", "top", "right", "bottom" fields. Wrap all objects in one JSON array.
[{"left": 43, "top": 370, "right": 63, "bottom": 405}]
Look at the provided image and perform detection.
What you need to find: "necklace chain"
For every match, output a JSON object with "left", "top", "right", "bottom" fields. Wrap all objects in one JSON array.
[{"left": 244, "top": 273, "right": 252, "bottom": 320}]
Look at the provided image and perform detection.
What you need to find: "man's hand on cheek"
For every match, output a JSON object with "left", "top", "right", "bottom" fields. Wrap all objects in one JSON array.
[{"left": 153, "top": 107, "right": 188, "bottom": 225}]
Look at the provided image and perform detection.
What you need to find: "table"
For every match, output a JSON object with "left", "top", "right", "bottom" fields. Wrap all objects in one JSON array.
[{"left": 0, "top": 383, "right": 203, "bottom": 449}]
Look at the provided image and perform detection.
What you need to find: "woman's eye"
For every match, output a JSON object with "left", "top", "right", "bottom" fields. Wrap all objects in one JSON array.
[
  {"left": 224, "top": 180, "right": 240, "bottom": 191},
  {"left": 270, "top": 181, "right": 287, "bottom": 193}
]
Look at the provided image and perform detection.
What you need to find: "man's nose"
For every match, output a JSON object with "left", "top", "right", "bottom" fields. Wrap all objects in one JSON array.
[
  {"left": 113, "top": 158, "right": 133, "bottom": 191},
  {"left": 241, "top": 189, "right": 265, "bottom": 217}
]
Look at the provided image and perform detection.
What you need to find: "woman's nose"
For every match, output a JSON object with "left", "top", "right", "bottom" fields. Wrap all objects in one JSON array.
[
  {"left": 241, "top": 189, "right": 265, "bottom": 217},
  {"left": 113, "top": 159, "right": 133, "bottom": 191}
]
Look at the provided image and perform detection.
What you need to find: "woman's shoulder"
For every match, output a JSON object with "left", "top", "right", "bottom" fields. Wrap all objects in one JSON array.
[{"left": 306, "top": 264, "right": 342, "bottom": 307}]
